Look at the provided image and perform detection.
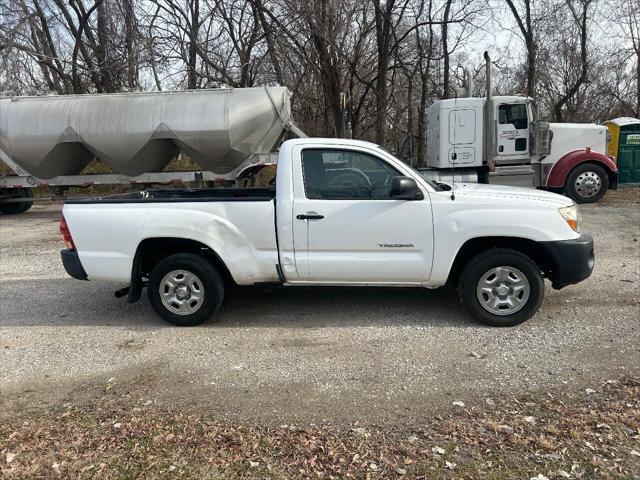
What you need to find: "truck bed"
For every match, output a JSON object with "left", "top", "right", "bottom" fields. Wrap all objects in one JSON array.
[
  {"left": 63, "top": 186, "right": 279, "bottom": 284},
  {"left": 65, "top": 187, "right": 276, "bottom": 204}
]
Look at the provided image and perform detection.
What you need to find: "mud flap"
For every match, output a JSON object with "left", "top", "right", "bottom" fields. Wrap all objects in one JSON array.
[{"left": 127, "top": 254, "right": 144, "bottom": 303}]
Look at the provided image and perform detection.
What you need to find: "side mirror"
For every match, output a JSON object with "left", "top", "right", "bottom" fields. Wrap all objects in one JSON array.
[{"left": 390, "top": 176, "right": 424, "bottom": 200}]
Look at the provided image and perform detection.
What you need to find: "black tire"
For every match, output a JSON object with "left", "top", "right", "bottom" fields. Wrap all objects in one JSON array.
[
  {"left": 147, "top": 253, "right": 224, "bottom": 326},
  {"left": 0, "top": 188, "right": 33, "bottom": 214},
  {"left": 563, "top": 163, "right": 608, "bottom": 204},
  {"left": 459, "top": 248, "right": 544, "bottom": 327}
]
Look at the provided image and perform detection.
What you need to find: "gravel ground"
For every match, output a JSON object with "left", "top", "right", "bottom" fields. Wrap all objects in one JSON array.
[{"left": 0, "top": 189, "right": 639, "bottom": 425}]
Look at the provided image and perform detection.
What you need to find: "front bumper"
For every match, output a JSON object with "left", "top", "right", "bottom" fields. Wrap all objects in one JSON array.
[
  {"left": 61, "top": 249, "right": 88, "bottom": 280},
  {"left": 542, "top": 234, "right": 594, "bottom": 289}
]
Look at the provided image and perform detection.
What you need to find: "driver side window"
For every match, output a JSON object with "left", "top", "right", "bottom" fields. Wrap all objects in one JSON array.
[
  {"left": 301, "top": 149, "right": 402, "bottom": 200},
  {"left": 498, "top": 103, "right": 528, "bottom": 130}
]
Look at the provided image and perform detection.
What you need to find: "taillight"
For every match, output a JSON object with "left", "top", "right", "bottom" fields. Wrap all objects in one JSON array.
[{"left": 59, "top": 215, "right": 76, "bottom": 250}]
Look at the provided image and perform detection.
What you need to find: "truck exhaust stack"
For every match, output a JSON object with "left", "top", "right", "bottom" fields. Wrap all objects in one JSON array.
[{"left": 483, "top": 51, "right": 495, "bottom": 171}]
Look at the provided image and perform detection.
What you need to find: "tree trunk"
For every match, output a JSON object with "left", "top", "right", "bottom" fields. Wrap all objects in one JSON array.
[
  {"left": 96, "top": 0, "right": 112, "bottom": 92},
  {"left": 123, "top": 0, "right": 138, "bottom": 89},
  {"left": 373, "top": 0, "right": 395, "bottom": 145},
  {"left": 636, "top": 53, "right": 640, "bottom": 118},
  {"left": 253, "top": 0, "right": 284, "bottom": 85},
  {"left": 417, "top": 75, "right": 428, "bottom": 166},
  {"left": 505, "top": 0, "right": 536, "bottom": 98},
  {"left": 187, "top": 0, "right": 200, "bottom": 89},
  {"left": 309, "top": 0, "right": 343, "bottom": 137},
  {"left": 525, "top": 35, "right": 536, "bottom": 97},
  {"left": 406, "top": 75, "right": 414, "bottom": 164}
]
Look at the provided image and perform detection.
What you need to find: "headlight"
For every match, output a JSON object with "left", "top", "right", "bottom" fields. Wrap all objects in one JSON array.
[{"left": 558, "top": 204, "right": 581, "bottom": 232}]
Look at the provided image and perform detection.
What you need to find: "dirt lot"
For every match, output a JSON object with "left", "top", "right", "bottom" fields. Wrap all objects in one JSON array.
[
  {"left": 1, "top": 188, "right": 639, "bottom": 478},
  {"left": 1, "top": 188, "right": 639, "bottom": 425}
]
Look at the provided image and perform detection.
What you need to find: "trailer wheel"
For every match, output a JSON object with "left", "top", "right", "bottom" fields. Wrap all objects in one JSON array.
[
  {"left": 459, "top": 248, "right": 544, "bottom": 327},
  {"left": 564, "top": 163, "right": 608, "bottom": 203},
  {"left": 148, "top": 253, "right": 224, "bottom": 326},
  {"left": 0, "top": 188, "right": 33, "bottom": 214}
]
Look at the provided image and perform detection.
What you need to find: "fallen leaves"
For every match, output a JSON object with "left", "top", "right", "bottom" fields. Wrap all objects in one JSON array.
[
  {"left": 394, "top": 466, "right": 407, "bottom": 475},
  {"left": 529, "top": 474, "right": 549, "bottom": 480},
  {"left": 497, "top": 424, "right": 515, "bottom": 435},
  {"left": 0, "top": 378, "right": 638, "bottom": 478}
]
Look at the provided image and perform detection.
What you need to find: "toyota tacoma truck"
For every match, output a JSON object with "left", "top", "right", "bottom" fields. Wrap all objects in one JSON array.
[{"left": 60, "top": 138, "right": 594, "bottom": 327}]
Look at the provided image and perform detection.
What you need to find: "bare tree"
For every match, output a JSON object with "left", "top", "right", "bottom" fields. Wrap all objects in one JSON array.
[
  {"left": 416, "top": 0, "right": 436, "bottom": 165},
  {"left": 0, "top": 0, "right": 637, "bottom": 153},
  {"left": 504, "top": 0, "right": 537, "bottom": 97},
  {"left": 553, "top": 0, "right": 593, "bottom": 121},
  {"left": 608, "top": 0, "right": 639, "bottom": 117}
]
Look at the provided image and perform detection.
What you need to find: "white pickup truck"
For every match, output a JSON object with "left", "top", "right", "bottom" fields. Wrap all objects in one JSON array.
[{"left": 60, "top": 138, "right": 594, "bottom": 327}]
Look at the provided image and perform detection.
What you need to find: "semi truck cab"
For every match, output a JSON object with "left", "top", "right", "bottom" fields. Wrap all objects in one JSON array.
[
  {"left": 422, "top": 95, "right": 617, "bottom": 203},
  {"left": 421, "top": 96, "right": 618, "bottom": 203}
]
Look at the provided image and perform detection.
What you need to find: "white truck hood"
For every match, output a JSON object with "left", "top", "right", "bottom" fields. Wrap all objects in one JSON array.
[
  {"left": 546, "top": 123, "right": 607, "bottom": 162},
  {"left": 446, "top": 182, "right": 573, "bottom": 207}
]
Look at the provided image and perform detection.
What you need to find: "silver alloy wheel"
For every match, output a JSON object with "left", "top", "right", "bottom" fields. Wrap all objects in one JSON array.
[
  {"left": 574, "top": 170, "right": 602, "bottom": 198},
  {"left": 159, "top": 269, "right": 205, "bottom": 315},
  {"left": 476, "top": 266, "right": 530, "bottom": 316}
]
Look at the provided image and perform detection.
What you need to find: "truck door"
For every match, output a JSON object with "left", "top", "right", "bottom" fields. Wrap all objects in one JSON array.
[
  {"left": 290, "top": 145, "right": 433, "bottom": 283},
  {"left": 495, "top": 102, "right": 530, "bottom": 164}
]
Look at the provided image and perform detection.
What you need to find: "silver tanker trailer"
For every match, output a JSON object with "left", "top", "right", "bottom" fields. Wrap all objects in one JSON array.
[{"left": 0, "top": 86, "right": 305, "bottom": 214}]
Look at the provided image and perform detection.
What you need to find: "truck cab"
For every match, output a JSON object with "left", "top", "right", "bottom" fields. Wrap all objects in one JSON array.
[
  {"left": 426, "top": 95, "right": 533, "bottom": 170},
  {"left": 424, "top": 95, "right": 617, "bottom": 203}
]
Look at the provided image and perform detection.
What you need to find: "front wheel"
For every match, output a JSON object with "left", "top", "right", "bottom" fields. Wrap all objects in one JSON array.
[
  {"left": 148, "top": 253, "right": 224, "bottom": 326},
  {"left": 564, "top": 163, "right": 608, "bottom": 203},
  {"left": 459, "top": 248, "right": 544, "bottom": 327}
]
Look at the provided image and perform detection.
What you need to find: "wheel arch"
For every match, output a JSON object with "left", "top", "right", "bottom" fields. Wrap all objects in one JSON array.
[
  {"left": 545, "top": 149, "right": 618, "bottom": 189},
  {"left": 129, "top": 237, "right": 235, "bottom": 302},
  {"left": 447, "top": 236, "right": 555, "bottom": 287}
]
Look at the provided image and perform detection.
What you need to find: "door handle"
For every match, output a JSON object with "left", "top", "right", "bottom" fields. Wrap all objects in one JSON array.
[{"left": 296, "top": 213, "right": 324, "bottom": 220}]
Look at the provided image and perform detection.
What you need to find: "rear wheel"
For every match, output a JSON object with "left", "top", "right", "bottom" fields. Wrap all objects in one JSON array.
[
  {"left": 0, "top": 188, "right": 33, "bottom": 214},
  {"left": 459, "top": 248, "right": 544, "bottom": 327},
  {"left": 148, "top": 253, "right": 224, "bottom": 326},
  {"left": 564, "top": 163, "right": 608, "bottom": 203}
]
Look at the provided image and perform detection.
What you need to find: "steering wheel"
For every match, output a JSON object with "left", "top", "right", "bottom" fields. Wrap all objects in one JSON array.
[{"left": 328, "top": 170, "right": 372, "bottom": 187}]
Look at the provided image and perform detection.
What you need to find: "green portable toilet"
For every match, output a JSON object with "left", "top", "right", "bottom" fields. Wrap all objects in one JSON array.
[{"left": 604, "top": 117, "right": 640, "bottom": 184}]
